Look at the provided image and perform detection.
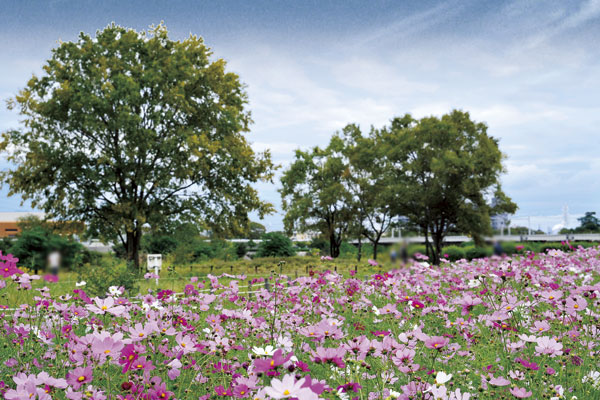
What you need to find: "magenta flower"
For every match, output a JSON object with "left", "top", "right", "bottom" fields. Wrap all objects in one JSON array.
[
  {"left": 43, "top": 274, "right": 59, "bottom": 283},
  {"left": 254, "top": 349, "right": 293, "bottom": 373},
  {"left": 66, "top": 366, "right": 93, "bottom": 390}
]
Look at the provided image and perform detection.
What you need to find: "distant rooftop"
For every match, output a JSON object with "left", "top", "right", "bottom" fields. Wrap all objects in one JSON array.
[{"left": 0, "top": 212, "right": 46, "bottom": 222}]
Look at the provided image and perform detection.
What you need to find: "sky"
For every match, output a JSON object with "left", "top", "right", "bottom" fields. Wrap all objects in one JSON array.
[{"left": 1, "top": 0, "right": 599, "bottom": 233}]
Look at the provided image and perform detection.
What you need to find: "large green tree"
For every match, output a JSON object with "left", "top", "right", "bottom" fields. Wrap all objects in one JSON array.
[
  {"left": 0, "top": 24, "right": 275, "bottom": 267},
  {"left": 383, "top": 110, "right": 517, "bottom": 264},
  {"left": 280, "top": 136, "right": 355, "bottom": 258},
  {"left": 341, "top": 124, "right": 396, "bottom": 260}
]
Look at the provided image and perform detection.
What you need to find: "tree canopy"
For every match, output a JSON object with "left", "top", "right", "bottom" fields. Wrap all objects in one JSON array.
[
  {"left": 383, "top": 110, "right": 517, "bottom": 263},
  {"left": 0, "top": 24, "right": 275, "bottom": 266},
  {"left": 280, "top": 136, "right": 355, "bottom": 258}
]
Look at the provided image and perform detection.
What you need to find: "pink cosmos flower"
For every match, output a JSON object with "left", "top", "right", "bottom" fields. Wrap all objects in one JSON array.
[
  {"left": 311, "top": 347, "right": 347, "bottom": 368},
  {"left": 66, "top": 366, "right": 93, "bottom": 390},
  {"left": 534, "top": 337, "right": 563, "bottom": 357},
  {"left": 424, "top": 336, "right": 449, "bottom": 350},
  {"left": 509, "top": 386, "right": 532, "bottom": 398},
  {"left": 86, "top": 297, "right": 126, "bottom": 316},
  {"left": 43, "top": 274, "right": 59, "bottom": 283},
  {"left": 488, "top": 376, "right": 511, "bottom": 386},
  {"left": 254, "top": 349, "right": 293, "bottom": 373},
  {"left": 264, "top": 374, "right": 318, "bottom": 400},
  {"left": 530, "top": 320, "right": 550, "bottom": 333},
  {"left": 565, "top": 296, "right": 587, "bottom": 314}
]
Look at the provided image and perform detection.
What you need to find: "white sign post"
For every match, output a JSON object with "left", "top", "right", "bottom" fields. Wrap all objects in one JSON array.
[{"left": 147, "top": 254, "right": 162, "bottom": 285}]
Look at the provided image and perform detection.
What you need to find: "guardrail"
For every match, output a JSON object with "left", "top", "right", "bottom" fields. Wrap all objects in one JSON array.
[{"left": 350, "top": 233, "right": 600, "bottom": 245}]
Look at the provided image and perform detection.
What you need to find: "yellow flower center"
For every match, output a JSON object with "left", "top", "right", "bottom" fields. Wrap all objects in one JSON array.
[
  {"left": 77, "top": 376, "right": 86, "bottom": 382},
  {"left": 574, "top": 304, "right": 579, "bottom": 309},
  {"left": 139, "top": 333, "right": 144, "bottom": 337},
  {"left": 270, "top": 360, "right": 275, "bottom": 366},
  {"left": 101, "top": 306, "right": 108, "bottom": 311},
  {"left": 104, "top": 350, "right": 111, "bottom": 354},
  {"left": 283, "top": 390, "right": 290, "bottom": 395}
]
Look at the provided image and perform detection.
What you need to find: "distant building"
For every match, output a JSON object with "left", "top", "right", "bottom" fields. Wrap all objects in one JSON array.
[
  {"left": 0, "top": 212, "right": 46, "bottom": 238},
  {"left": 0, "top": 212, "right": 84, "bottom": 238},
  {"left": 290, "top": 231, "right": 319, "bottom": 242}
]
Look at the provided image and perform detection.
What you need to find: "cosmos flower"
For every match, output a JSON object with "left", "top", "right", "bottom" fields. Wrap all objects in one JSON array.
[
  {"left": 264, "top": 374, "right": 318, "bottom": 400},
  {"left": 424, "top": 336, "right": 449, "bottom": 350},
  {"left": 66, "top": 366, "right": 93, "bottom": 390}
]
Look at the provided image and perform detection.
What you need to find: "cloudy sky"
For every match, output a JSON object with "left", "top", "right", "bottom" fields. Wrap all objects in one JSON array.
[{"left": 1, "top": 0, "right": 599, "bottom": 232}]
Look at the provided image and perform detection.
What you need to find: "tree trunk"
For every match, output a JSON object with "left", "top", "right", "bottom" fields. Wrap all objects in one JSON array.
[
  {"left": 357, "top": 235, "right": 362, "bottom": 261},
  {"left": 126, "top": 225, "right": 142, "bottom": 269},
  {"left": 373, "top": 242, "right": 378, "bottom": 260},
  {"left": 431, "top": 231, "right": 443, "bottom": 265},
  {"left": 329, "top": 232, "right": 341, "bottom": 258},
  {"left": 423, "top": 227, "right": 432, "bottom": 261}
]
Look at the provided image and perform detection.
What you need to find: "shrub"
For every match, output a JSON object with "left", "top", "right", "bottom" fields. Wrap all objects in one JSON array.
[
  {"left": 235, "top": 242, "right": 248, "bottom": 258},
  {"left": 407, "top": 245, "right": 427, "bottom": 259},
  {"left": 256, "top": 233, "right": 295, "bottom": 258},
  {"left": 76, "top": 257, "right": 140, "bottom": 297},
  {"left": 500, "top": 242, "right": 517, "bottom": 256},
  {"left": 442, "top": 245, "right": 466, "bottom": 261},
  {"left": 339, "top": 241, "right": 358, "bottom": 258},
  {"left": 464, "top": 246, "right": 492, "bottom": 260},
  {"left": 142, "top": 234, "right": 179, "bottom": 255},
  {"left": 8, "top": 226, "right": 84, "bottom": 272}
]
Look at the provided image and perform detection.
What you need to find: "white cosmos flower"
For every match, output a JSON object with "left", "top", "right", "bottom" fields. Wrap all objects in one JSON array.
[
  {"left": 252, "top": 345, "right": 275, "bottom": 356},
  {"left": 108, "top": 286, "right": 121, "bottom": 296},
  {"left": 435, "top": 371, "right": 452, "bottom": 385},
  {"left": 75, "top": 281, "right": 86, "bottom": 287},
  {"left": 582, "top": 371, "right": 600, "bottom": 389},
  {"left": 467, "top": 279, "right": 480, "bottom": 288},
  {"left": 336, "top": 388, "right": 350, "bottom": 400}
]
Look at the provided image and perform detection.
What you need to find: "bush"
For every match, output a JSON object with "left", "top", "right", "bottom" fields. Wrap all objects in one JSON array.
[
  {"left": 464, "top": 246, "right": 492, "bottom": 260},
  {"left": 339, "top": 241, "right": 358, "bottom": 258},
  {"left": 256, "top": 233, "right": 295, "bottom": 258},
  {"left": 538, "top": 242, "right": 566, "bottom": 253},
  {"left": 309, "top": 237, "right": 328, "bottom": 252},
  {"left": 500, "top": 242, "right": 517, "bottom": 256},
  {"left": 235, "top": 242, "right": 248, "bottom": 258},
  {"left": 9, "top": 226, "right": 85, "bottom": 272},
  {"left": 407, "top": 245, "right": 427, "bottom": 259},
  {"left": 76, "top": 257, "right": 140, "bottom": 297},
  {"left": 442, "top": 245, "right": 466, "bottom": 261},
  {"left": 142, "top": 234, "right": 179, "bottom": 255}
]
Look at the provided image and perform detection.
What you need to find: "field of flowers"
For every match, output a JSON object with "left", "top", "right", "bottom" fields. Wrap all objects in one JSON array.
[{"left": 0, "top": 246, "right": 599, "bottom": 400}]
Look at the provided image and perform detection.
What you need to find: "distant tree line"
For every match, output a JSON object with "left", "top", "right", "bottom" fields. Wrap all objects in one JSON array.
[
  {"left": 280, "top": 110, "right": 517, "bottom": 264},
  {"left": 560, "top": 212, "right": 600, "bottom": 234}
]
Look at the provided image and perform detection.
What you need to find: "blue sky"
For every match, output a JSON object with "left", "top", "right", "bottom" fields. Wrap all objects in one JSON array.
[{"left": 1, "top": 0, "right": 599, "bottom": 232}]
